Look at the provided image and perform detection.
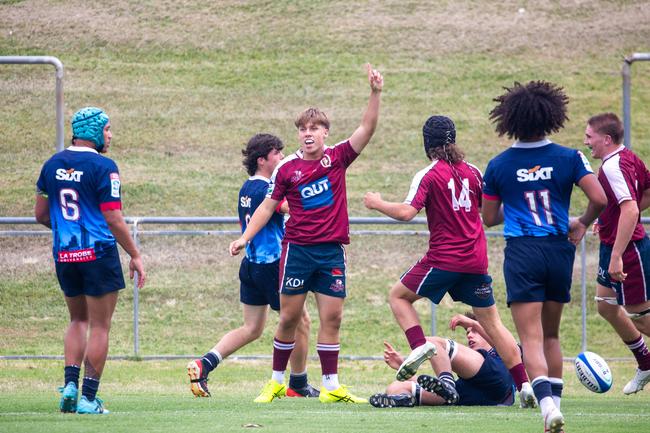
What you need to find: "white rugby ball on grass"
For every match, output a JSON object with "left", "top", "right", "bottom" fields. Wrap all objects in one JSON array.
[{"left": 574, "top": 351, "right": 612, "bottom": 393}]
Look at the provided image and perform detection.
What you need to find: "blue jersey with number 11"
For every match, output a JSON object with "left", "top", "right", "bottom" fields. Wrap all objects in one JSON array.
[{"left": 483, "top": 140, "right": 593, "bottom": 238}]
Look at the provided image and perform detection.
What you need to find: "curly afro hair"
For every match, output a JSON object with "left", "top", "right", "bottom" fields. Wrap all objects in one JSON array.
[{"left": 489, "top": 81, "right": 569, "bottom": 141}]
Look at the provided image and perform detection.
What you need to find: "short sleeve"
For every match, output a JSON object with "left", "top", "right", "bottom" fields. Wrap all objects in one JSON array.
[
  {"left": 482, "top": 161, "right": 500, "bottom": 201},
  {"left": 404, "top": 171, "right": 429, "bottom": 211},
  {"left": 331, "top": 140, "right": 359, "bottom": 168},
  {"left": 98, "top": 160, "right": 122, "bottom": 211},
  {"left": 573, "top": 150, "right": 594, "bottom": 184},
  {"left": 36, "top": 165, "right": 48, "bottom": 196},
  {"left": 268, "top": 165, "right": 287, "bottom": 201}
]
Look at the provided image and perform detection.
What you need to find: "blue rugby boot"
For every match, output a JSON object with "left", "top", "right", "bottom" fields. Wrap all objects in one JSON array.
[
  {"left": 58, "top": 381, "right": 78, "bottom": 413},
  {"left": 77, "top": 395, "right": 110, "bottom": 414}
]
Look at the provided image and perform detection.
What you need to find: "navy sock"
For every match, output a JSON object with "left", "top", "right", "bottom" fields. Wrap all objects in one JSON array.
[
  {"left": 64, "top": 365, "right": 80, "bottom": 388},
  {"left": 531, "top": 377, "right": 553, "bottom": 401},
  {"left": 439, "top": 371, "right": 456, "bottom": 388},
  {"left": 289, "top": 372, "right": 308, "bottom": 390},
  {"left": 550, "top": 381, "right": 563, "bottom": 399},
  {"left": 82, "top": 377, "right": 100, "bottom": 401},
  {"left": 201, "top": 352, "right": 220, "bottom": 375}
]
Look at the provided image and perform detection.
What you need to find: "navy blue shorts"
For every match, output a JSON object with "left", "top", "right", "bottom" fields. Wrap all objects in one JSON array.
[
  {"left": 55, "top": 245, "right": 125, "bottom": 297},
  {"left": 504, "top": 236, "right": 575, "bottom": 304},
  {"left": 400, "top": 261, "right": 494, "bottom": 307},
  {"left": 239, "top": 257, "right": 280, "bottom": 311},
  {"left": 597, "top": 236, "right": 650, "bottom": 305},
  {"left": 456, "top": 349, "right": 515, "bottom": 406},
  {"left": 279, "top": 242, "right": 346, "bottom": 298}
]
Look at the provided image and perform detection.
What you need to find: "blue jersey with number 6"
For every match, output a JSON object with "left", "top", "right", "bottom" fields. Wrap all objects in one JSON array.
[
  {"left": 238, "top": 175, "right": 284, "bottom": 264},
  {"left": 36, "top": 146, "right": 121, "bottom": 262},
  {"left": 483, "top": 140, "right": 593, "bottom": 238}
]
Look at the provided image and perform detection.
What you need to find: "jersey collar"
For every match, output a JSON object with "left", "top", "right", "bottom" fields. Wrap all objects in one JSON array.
[
  {"left": 511, "top": 138, "right": 551, "bottom": 148},
  {"left": 67, "top": 145, "right": 98, "bottom": 154},
  {"left": 249, "top": 175, "right": 270, "bottom": 182},
  {"left": 602, "top": 145, "right": 626, "bottom": 163}
]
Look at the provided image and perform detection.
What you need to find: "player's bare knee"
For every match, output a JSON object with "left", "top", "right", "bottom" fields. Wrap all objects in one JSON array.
[
  {"left": 632, "top": 315, "right": 650, "bottom": 336},
  {"left": 278, "top": 312, "right": 301, "bottom": 333},
  {"left": 386, "top": 380, "right": 411, "bottom": 395},
  {"left": 596, "top": 299, "right": 619, "bottom": 320},
  {"left": 243, "top": 322, "right": 265, "bottom": 340}
]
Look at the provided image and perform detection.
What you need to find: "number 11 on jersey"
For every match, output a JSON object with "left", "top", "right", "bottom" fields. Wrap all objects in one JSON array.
[{"left": 524, "top": 189, "right": 554, "bottom": 226}]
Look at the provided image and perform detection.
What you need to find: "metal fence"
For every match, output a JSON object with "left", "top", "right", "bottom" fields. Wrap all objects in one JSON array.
[{"left": 6, "top": 216, "right": 648, "bottom": 360}]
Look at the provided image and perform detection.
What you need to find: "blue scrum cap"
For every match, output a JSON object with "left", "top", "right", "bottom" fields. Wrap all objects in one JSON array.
[
  {"left": 71, "top": 107, "right": 110, "bottom": 151},
  {"left": 423, "top": 115, "right": 456, "bottom": 155}
]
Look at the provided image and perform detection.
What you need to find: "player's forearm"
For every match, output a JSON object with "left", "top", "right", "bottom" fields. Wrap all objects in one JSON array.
[
  {"left": 481, "top": 200, "right": 503, "bottom": 227},
  {"left": 349, "top": 89, "right": 381, "bottom": 153},
  {"left": 360, "top": 89, "right": 381, "bottom": 136},
  {"left": 106, "top": 215, "right": 141, "bottom": 259},
  {"left": 578, "top": 199, "right": 606, "bottom": 227},
  {"left": 373, "top": 200, "right": 416, "bottom": 221},
  {"left": 577, "top": 174, "right": 607, "bottom": 226},
  {"left": 34, "top": 195, "right": 51, "bottom": 228},
  {"left": 611, "top": 202, "right": 639, "bottom": 258}
]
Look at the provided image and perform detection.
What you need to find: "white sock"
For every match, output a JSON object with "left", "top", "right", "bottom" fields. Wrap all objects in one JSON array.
[
  {"left": 548, "top": 377, "right": 563, "bottom": 409},
  {"left": 272, "top": 370, "right": 285, "bottom": 384},
  {"left": 322, "top": 373, "right": 339, "bottom": 391},
  {"left": 210, "top": 349, "right": 223, "bottom": 362},
  {"left": 539, "top": 396, "right": 556, "bottom": 419}
]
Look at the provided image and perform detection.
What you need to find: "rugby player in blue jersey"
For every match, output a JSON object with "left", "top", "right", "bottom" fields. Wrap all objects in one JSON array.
[
  {"left": 482, "top": 82, "right": 607, "bottom": 433},
  {"left": 370, "top": 313, "right": 515, "bottom": 408},
  {"left": 35, "top": 107, "right": 146, "bottom": 414},
  {"left": 187, "top": 134, "right": 318, "bottom": 398}
]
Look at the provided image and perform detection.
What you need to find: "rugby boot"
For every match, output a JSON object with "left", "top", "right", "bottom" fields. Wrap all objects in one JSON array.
[{"left": 396, "top": 341, "right": 437, "bottom": 381}]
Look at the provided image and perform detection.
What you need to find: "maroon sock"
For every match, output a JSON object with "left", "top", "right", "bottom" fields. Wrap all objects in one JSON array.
[
  {"left": 272, "top": 338, "right": 294, "bottom": 372},
  {"left": 317, "top": 342, "right": 339, "bottom": 375},
  {"left": 509, "top": 363, "right": 528, "bottom": 391},
  {"left": 625, "top": 335, "right": 650, "bottom": 371},
  {"left": 405, "top": 326, "right": 427, "bottom": 350}
]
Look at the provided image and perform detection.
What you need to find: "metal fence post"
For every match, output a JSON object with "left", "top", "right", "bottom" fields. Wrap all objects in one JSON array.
[
  {"left": 0, "top": 56, "right": 64, "bottom": 152},
  {"left": 621, "top": 53, "right": 650, "bottom": 149},
  {"left": 132, "top": 218, "right": 140, "bottom": 357}
]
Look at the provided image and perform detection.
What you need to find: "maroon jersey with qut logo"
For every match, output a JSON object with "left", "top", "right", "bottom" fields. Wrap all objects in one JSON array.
[
  {"left": 268, "top": 140, "right": 358, "bottom": 245},
  {"left": 405, "top": 159, "right": 488, "bottom": 274}
]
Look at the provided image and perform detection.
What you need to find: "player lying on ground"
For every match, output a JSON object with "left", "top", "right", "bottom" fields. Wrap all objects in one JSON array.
[{"left": 370, "top": 313, "right": 515, "bottom": 408}]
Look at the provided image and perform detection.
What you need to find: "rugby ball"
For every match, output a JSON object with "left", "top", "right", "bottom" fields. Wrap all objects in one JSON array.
[{"left": 574, "top": 351, "right": 612, "bottom": 393}]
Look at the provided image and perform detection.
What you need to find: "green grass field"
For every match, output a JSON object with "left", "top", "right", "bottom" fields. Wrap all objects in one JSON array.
[
  {"left": 1, "top": 360, "right": 649, "bottom": 433},
  {"left": 2, "top": 1, "right": 650, "bottom": 432}
]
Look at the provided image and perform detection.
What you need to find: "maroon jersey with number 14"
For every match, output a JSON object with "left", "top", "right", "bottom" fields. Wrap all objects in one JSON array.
[{"left": 405, "top": 160, "right": 488, "bottom": 274}]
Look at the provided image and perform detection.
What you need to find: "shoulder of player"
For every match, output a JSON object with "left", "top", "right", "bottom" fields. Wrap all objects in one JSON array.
[
  {"left": 275, "top": 152, "right": 301, "bottom": 172},
  {"left": 413, "top": 160, "right": 439, "bottom": 180},
  {"left": 463, "top": 160, "right": 483, "bottom": 176}
]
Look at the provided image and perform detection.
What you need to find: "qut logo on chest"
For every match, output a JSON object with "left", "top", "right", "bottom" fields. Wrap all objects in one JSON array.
[
  {"left": 300, "top": 177, "right": 330, "bottom": 198},
  {"left": 299, "top": 176, "right": 334, "bottom": 210},
  {"left": 516, "top": 166, "right": 553, "bottom": 182},
  {"left": 55, "top": 168, "right": 84, "bottom": 182}
]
